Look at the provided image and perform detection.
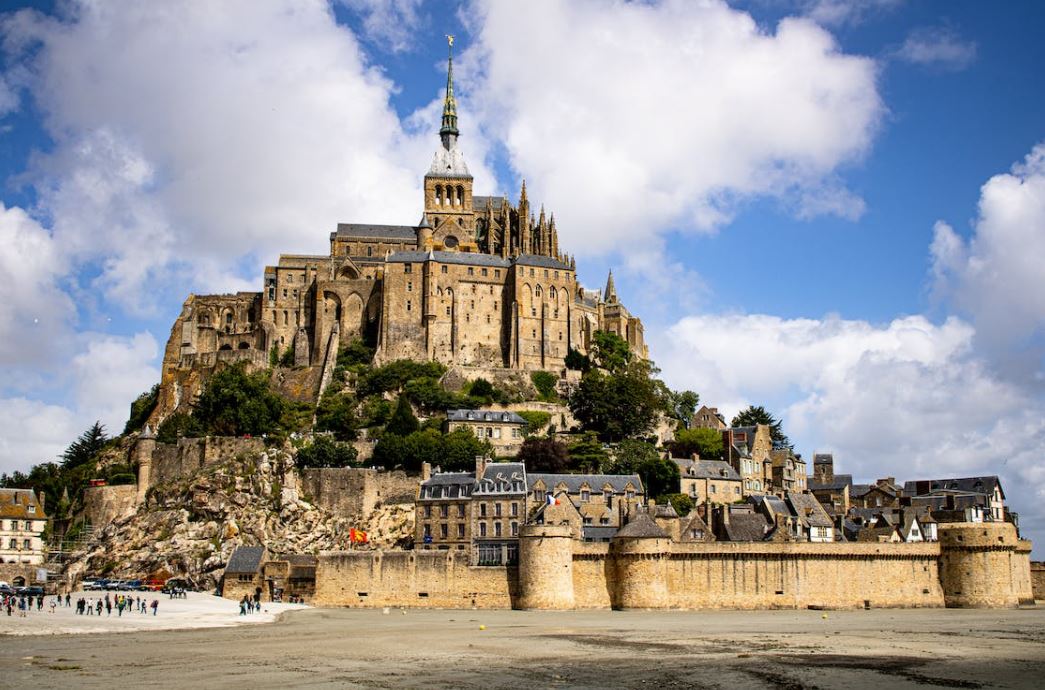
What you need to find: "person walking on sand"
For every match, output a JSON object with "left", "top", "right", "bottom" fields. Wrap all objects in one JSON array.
[
  {"left": 150, "top": 599, "right": 158, "bottom": 616},
  {"left": 65, "top": 592, "right": 71, "bottom": 607},
  {"left": 239, "top": 596, "right": 246, "bottom": 616}
]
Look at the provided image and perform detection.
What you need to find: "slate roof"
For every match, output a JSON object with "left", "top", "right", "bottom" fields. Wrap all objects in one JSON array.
[
  {"left": 475, "top": 462, "right": 527, "bottom": 496},
  {"left": 515, "top": 254, "right": 573, "bottom": 271},
  {"left": 473, "top": 195, "right": 507, "bottom": 210},
  {"left": 334, "top": 223, "right": 418, "bottom": 240},
  {"left": 785, "top": 493, "right": 833, "bottom": 528},
  {"left": 528, "top": 473, "right": 643, "bottom": 494},
  {"left": 582, "top": 526, "right": 618, "bottom": 541},
  {"left": 654, "top": 502, "right": 679, "bottom": 519},
  {"left": 447, "top": 409, "right": 527, "bottom": 425},
  {"left": 723, "top": 513, "right": 771, "bottom": 541},
  {"left": 813, "top": 453, "right": 834, "bottom": 465},
  {"left": 808, "top": 474, "right": 853, "bottom": 492},
  {"left": 0, "top": 488, "right": 47, "bottom": 520},
  {"left": 387, "top": 250, "right": 512, "bottom": 268},
  {"left": 903, "top": 476, "right": 1003, "bottom": 499},
  {"left": 673, "top": 458, "right": 741, "bottom": 482},
  {"left": 226, "top": 546, "right": 265, "bottom": 574},
  {"left": 615, "top": 513, "right": 667, "bottom": 539},
  {"left": 418, "top": 472, "right": 476, "bottom": 500}
]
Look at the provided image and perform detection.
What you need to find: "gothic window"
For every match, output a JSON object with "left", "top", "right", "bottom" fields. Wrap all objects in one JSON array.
[
  {"left": 441, "top": 265, "right": 448, "bottom": 274},
  {"left": 535, "top": 285, "right": 542, "bottom": 298},
  {"left": 283, "top": 311, "right": 289, "bottom": 325},
  {"left": 549, "top": 286, "right": 556, "bottom": 300},
  {"left": 456, "top": 185, "right": 464, "bottom": 205},
  {"left": 435, "top": 185, "right": 443, "bottom": 205}
]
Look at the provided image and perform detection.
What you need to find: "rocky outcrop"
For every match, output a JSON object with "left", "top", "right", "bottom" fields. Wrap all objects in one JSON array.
[{"left": 63, "top": 446, "right": 415, "bottom": 592}]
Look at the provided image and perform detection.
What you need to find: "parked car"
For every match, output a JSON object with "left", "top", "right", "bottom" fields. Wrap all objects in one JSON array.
[
  {"left": 84, "top": 578, "right": 107, "bottom": 591},
  {"left": 26, "top": 586, "right": 45, "bottom": 597},
  {"left": 0, "top": 585, "right": 13, "bottom": 596}
]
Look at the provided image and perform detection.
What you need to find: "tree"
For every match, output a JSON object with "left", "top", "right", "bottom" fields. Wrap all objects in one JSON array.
[
  {"left": 372, "top": 428, "right": 487, "bottom": 473},
  {"left": 124, "top": 384, "right": 160, "bottom": 435},
  {"left": 608, "top": 439, "right": 660, "bottom": 475},
  {"left": 61, "top": 422, "right": 109, "bottom": 469},
  {"left": 440, "top": 428, "right": 490, "bottom": 471},
  {"left": 193, "top": 362, "right": 287, "bottom": 437},
  {"left": 590, "top": 331, "right": 632, "bottom": 373},
  {"left": 516, "top": 410, "right": 551, "bottom": 436},
  {"left": 670, "top": 427, "right": 724, "bottom": 460},
  {"left": 530, "top": 371, "right": 558, "bottom": 401},
  {"left": 638, "top": 454, "right": 680, "bottom": 501},
  {"left": 566, "top": 433, "right": 609, "bottom": 473},
  {"left": 517, "top": 437, "right": 570, "bottom": 473},
  {"left": 385, "top": 396, "right": 420, "bottom": 437},
  {"left": 568, "top": 360, "right": 666, "bottom": 442},
  {"left": 336, "top": 339, "right": 374, "bottom": 368},
  {"left": 564, "top": 347, "right": 591, "bottom": 372},
  {"left": 467, "top": 378, "right": 496, "bottom": 401},
  {"left": 667, "top": 390, "right": 700, "bottom": 428},
  {"left": 156, "top": 413, "right": 205, "bottom": 443},
  {"left": 314, "top": 392, "right": 359, "bottom": 442},
  {"left": 663, "top": 493, "right": 694, "bottom": 517},
  {"left": 296, "top": 435, "right": 358, "bottom": 468},
  {"left": 731, "top": 405, "right": 792, "bottom": 449}
]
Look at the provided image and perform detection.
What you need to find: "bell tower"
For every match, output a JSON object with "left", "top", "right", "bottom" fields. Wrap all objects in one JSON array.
[{"left": 423, "top": 35, "right": 475, "bottom": 251}]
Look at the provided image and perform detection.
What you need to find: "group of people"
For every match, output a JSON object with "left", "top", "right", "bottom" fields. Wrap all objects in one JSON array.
[
  {"left": 239, "top": 592, "right": 262, "bottom": 615},
  {"left": 2, "top": 592, "right": 45, "bottom": 617},
  {"left": 71, "top": 593, "right": 159, "bottom": 616}
]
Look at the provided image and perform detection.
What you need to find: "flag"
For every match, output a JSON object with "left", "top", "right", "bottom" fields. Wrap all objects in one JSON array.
[{"left": 350, "top": 528, "right": 369, "bottom": 544}]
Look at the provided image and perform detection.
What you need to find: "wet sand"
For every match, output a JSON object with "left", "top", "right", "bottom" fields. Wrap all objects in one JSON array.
[{"left": 2, "top": 605, "right": 1044, "bottom": 688}]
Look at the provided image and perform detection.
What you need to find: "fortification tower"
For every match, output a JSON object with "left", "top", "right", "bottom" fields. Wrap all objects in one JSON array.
[
  {"left": 133, "top": 426, "right": 156, "bottom": 505},
  {"left": 610, "top": 513, "right": 670, "bottom": 609},
  {"left": 516, "top": 523, "right": 575, "bottom": 609},
  {"left": 938, "top": 521, "right": 1026, "bottom": 608}
]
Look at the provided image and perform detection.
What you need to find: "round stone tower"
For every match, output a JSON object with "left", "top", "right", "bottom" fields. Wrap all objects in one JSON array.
[
  {"left": 134, "top": 426, "right": 157, "bottom": 506},
  {"left": 938, "top": 521, "right": 1022, "bottom": 608},
  {"left": 516, "top": 523, "right": 575, "bottom": 609},
  {"left": 610, "top": 513, "right": 671, "bottom": 610}
]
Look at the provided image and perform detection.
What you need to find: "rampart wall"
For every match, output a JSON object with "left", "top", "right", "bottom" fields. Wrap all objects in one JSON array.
[
  {"left": 298, "top": 468, "right": 416, "bottom": 518},
  {"left": 145, "top": 437, "right": 266, "bottom": 491},
  {"left": 314, "top": 523, "right": 1032, "bottom": 610},
  {"left": 82, "top": 485, "right": 138, "bottom": 527},
  {"left": 1031, "top": 561, "right": 1045, "bottom": 602}
]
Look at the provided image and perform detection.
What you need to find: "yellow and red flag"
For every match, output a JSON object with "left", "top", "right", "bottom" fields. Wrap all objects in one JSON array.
[{"left": 349, "top": 528, "right": 369, "bottom": 544}]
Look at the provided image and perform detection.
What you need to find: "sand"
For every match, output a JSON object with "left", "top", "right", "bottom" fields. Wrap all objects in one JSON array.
[{"left": 2, "top": 602, "right": 1045, "bottom": 688}]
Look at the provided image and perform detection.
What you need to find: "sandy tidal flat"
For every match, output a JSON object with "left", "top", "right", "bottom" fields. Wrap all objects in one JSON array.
[{"left": 1, "top": 605, "right": 1044, "bottom": 688}]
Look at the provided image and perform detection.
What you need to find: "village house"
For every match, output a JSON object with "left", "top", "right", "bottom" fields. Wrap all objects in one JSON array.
[
  {"left": 415, "top": 468, "right": 475, "bottom": 551},
  {"left": 0, "top": 488, "right": 48, "bottom": 565},
  {"left": 221, "top": 545, "right": 266, "bottom": 601},
  {"left": 723, "top": 425, "right": 773, "bottom": 495},
  {"left": 769, "top": 449, "right": 807, "bottom": 494},
  {"left": 446, "top": 409, "right": 528, "bottom": 457},
  {"left": 690, "top": 405, "right": 726, "bottom": 430},
  {"left": 471, "top": 460, "right": 526, "bottom": 564},
  {"left": 674, "top": 457, "right": 742, "bottom": 505},
  {"left": 904, "top": 476, "right": 1005, "bottom": 522}
]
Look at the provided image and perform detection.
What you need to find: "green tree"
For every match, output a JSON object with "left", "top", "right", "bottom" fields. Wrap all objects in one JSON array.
[
  {"left": 568, "top": 360, "right": 666, "bottom": 442},
  {"left": 123, "top": 384, "right": 160, "bottom": 435},
  {"left": 156, "top": 412, "right": 205, "bottom": 443},
  {"left": 314, "top": 392, "right": 359, "bottom": 442},
  {"left": 61, "top": 422, "right": 109, "bottom": 469},
  {"left": 296, "top": 435, "right": 358, "bottom": 468},
  {"left": 516, "top": 410, "right": 551, "bottom": 436},
  {"left": 590, "top": 331, "right": 632, "bottom": 373},
  {"left": 608, "top": 439, "right": 661, "bottom": 475},
  {"left": 336, "top": 339, "right": 375, "bottom": 368},
  {"left": 530, "top": 371, "right": 558, "bottom": 401},
  {"left": 567, "top": 432, "right": 610, "bottom": 473},
  {"left": 638, "top": 454, "right": 680, "bottom": 501},
  {"left": 731, "top": 405, "right": 792, "bottom": 449},
  {"left": 670, "top": 427, "right": 724, "bottom": 460},
  {"left": 667, "top": 390, "right": 700, "bottom": 428},
  {"left": 516, "top": 436, "right": 570, "bottom": 473},
  {"left": 193, "top": 362, "right": 286, "bottom": 437},
  {"left": 385, "top": 396, "right": 420, "bottom": 437},
  {"left": 440, "top": 428, "right": 490, "bottom": 471},
  {"left": 564, "top": 347, "right": 591, "bottom": 372},
  {"left": 663, "top": 493, "right": 694, "bottom": 517},
  {"left": 467, "top": 378, "right": 496, "bottom": 401}
]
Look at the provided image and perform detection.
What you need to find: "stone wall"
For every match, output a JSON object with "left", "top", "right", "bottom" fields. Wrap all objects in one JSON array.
[
  {"left": 313, "top": 533, "right": 1032, "bottom": 611},
  {"left": 146, "top": 437, "right": 265, "bottom": 492},
  {"left": 0, "top": 562, "right": 45, "bottom": 587},
  {"left": 313, "top": 550, "right": 515, "bottom": 608},
  {"left": 298, "top": 468, "right": 417, "bottom": 519},
  {"left": 82, "top": 485, "right": 138, "bottom": 527},
  {"left": 1031, "top": 561, "right": 1045, "bottom": 602}
]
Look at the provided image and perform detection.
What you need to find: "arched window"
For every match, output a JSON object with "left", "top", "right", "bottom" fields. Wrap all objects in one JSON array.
[
  {"left": 535, "top": 285, "right": 542, "bottom": 298},
  {"left": 456, "top": 185, "right": 464, "bottom": 206},
  {"left": 435, "top": 185, "right": 443, "bottom": 205},
  {"left": 549, "top": 286, "right": 557, "bottom": 301},
  {"left": 238, "top": 342, "right": 250, "bottom": 350},
  {"left": 283, "top": 310, "right": 289, "bottom": 325}
]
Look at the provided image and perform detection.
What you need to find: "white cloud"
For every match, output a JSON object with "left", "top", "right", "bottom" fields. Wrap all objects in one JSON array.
[
  {"left": 931, "top": 143, "right": 1045, "bottom": 379},
  {"left": 893, "top": 26, "right": 977, "bottom": 70},
  {"left": 2, "top": 0, "right": 495, "bottom": 313},
  {"left": 800, "top": 0, "right": 904, "bottom": 28},
  {"left": 651, "top": 310, "right": 1045, "bottom": 552},
  {"left": 71, "top": 332, "right": 159, "bottom": 431},
  {"left": 339, "top": 0, "right": 424, "bottom": 53},
  {"left": 463, "top": 0, "right": 883, "bottom": 257},
  {"left": 0, "top": 72, "right": 18, "bottom": 116},
  {"left": 0, "top": 202, "right": 75, "bottom": 372},
  {"left": 0, "top": 398, "right": 79, "bottom": 472}
]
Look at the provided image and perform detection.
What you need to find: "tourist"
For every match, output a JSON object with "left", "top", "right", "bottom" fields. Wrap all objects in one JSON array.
[
  {"left": 65, "top": 592, "right": 71, "bottom": 607},
  {"left": 150, "top": 599, "right": 158, "bottom": 616},
  {"left": 96, "top": 599, "right": 103, "bottom": 616}
]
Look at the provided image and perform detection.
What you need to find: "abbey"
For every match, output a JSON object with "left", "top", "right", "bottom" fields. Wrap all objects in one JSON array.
[{"left": 162, "top": 44, "right": 645, "bottom": 401}]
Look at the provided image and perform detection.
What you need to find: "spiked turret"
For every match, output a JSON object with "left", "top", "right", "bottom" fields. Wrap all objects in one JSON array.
[
  {"left": 605, "top": 270, "right": 618, "bottom": 303},
  {"left": 439, "top": 36, "right": 459, "bottom": 149}
]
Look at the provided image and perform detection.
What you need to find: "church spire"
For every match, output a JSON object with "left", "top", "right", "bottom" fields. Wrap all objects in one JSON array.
[
  {"left": 439, "top": 35, "right": 459, "bottom": 149},
  {"left": 605, "top": 270, "right": 618, "bottom": 303}
]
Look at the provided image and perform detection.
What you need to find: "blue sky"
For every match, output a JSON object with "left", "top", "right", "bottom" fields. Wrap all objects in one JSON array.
[{"left": 0, "top": 1, "right": 1043, "bottom": 551}]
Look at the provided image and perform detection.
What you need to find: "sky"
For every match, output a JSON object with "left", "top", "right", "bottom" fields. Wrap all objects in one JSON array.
[{"left": 0, "top": 1, "right": 1042, "bottom": 551}]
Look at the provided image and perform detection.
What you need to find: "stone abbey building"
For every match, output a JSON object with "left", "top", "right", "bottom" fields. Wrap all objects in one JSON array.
[{"left": 157, "top": 44, "right": 646, "bottom": 416}]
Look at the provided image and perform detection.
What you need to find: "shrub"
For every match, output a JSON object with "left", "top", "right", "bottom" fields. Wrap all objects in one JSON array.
[
  {"left": 516, "top": 410, "right": 551, "bottom": 436},
  {"left": 663, "top": 493, "right": 694, "bottom": 517},
  {"left": 517, "top": 437, "right": 570, "bottom": 473},
  {"left": 157, "top": 413, "right": 204, "bottom": 444},
  {"left": 124, "top": 384, "right": 159, "bottom": 435},
  {"left": 315, "top": 392, "right": 359, "bottom": 441},
  {"left": 385, "top": 396, "right": 420, "bottom": 436},
  {"left": 296, "top": 435, "right": 358, "bottom": 469},
  {"left": 670, "top": 427, "right": 724, "bottom": 460},
  {"left": 530, "top": 371, "right": 558, "bottom": 401}
]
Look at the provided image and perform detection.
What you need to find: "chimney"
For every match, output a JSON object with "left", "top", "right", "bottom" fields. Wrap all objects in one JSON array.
[
  {"left": 37, "top": 490, "right": 45, "bottom": 514},
  {"left": 475, "top": 455, "right": 488, "bottom": 478},
  {"left": 421, "top": 462, "right": 432, "bottom": 482},
  {"left": 691, "top": 452, "right": 700, "bottom": 461}
]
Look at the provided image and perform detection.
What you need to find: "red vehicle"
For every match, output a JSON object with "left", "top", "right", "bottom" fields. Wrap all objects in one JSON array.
[{"left": 88, "top": 479, "right": 107, "bottom": 487}]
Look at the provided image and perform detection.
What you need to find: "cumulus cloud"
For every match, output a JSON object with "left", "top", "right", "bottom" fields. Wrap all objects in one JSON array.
[
  {"left": 464, "top": 0, "right": 883, "bottom": 255},
  {"left": 931, "top": 143, "right": 1045, "bottom": 381},
  {"left": 893, "top": 26, "right": 977, "bottom": 70},
  {"left": 650, "top": 310, "right": 1045, "bottom": 552},
  {"left": 0, "top": 398, "right": 80, "bottom": 472},
  {"left": 339, "top": 0, "right": 425, "bottom": 53},
  {"left": 1, "top": 0, "right": 495, "bottom": 313},
  {"left": 0, "top": 73, "right": 18, "bottom": 116},
  {"left": 800, "top": 0, "right": 904, "bottom": 28}
]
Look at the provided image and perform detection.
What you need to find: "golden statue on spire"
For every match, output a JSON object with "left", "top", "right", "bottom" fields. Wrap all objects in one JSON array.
[{"left": 446, "top": 34, "right": 454, "bottom": 48}]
